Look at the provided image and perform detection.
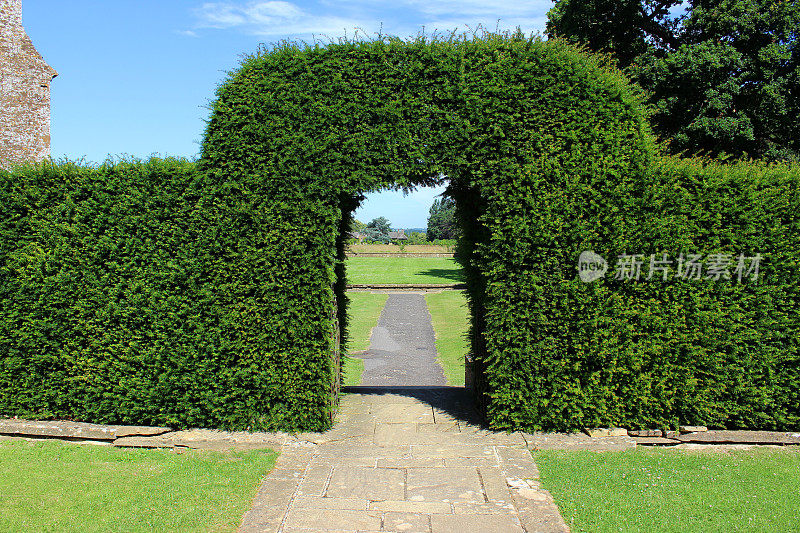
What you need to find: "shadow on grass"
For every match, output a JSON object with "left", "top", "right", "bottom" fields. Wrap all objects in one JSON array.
[{"left": 418, "top": 268, "right": 465, "bottom": 283}]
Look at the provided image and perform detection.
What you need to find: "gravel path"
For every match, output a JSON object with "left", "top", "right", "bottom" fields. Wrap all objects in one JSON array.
[{"left": 355, "top": 293, "right": 447, "bottom": 386}]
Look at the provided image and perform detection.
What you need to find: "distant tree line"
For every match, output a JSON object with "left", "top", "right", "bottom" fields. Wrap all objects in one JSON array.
[{"left": 348, "top": 196, "right": 460, "bottom": 244}]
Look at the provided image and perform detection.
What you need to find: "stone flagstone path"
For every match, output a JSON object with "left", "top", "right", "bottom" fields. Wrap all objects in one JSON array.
[{"left": 239, "top": 387, "right": 570, "bottom": 533}]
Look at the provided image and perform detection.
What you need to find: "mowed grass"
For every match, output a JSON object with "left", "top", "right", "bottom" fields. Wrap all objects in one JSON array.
[
  {"left": 535, "top": 447, "right": 800, "bottom": 532},
  {"left": 346, "top": 257, "right": 463, "bottom": 285},
  {"left": 425, "top": 291, "right": 469, "bottom": 386},
  {"left": 342, "top": 292, "right": 388, "bottom": 386},
  {"left": 0, "top": 439, "right": 277, "bottom": 533},
  {"left": 349, "top": 243, "right": 453, "bottom": 253}
]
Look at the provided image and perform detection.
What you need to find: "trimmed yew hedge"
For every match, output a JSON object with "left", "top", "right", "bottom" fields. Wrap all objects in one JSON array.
[
  {"left": 2, "top": 34, "right": 797, "bottom": 432},
  {"left": 200, "top": 34, "right": 657, "bottom": 431},
  {"left": 0, "top": 158, "right": 336, "bottom": 430},
  {"left": 475, "top": 155, "right": 800, "bottom": 432}
]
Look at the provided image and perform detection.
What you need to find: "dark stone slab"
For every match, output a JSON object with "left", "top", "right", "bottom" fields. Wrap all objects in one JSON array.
[
  {"left": 0, "top": 419, "right": 171, "bottom": 441},
  {"left": 677, "top": 430, "right": 800, "bottom": 445}
]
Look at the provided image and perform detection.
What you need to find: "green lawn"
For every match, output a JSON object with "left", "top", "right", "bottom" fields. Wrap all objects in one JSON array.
[
  {"left": 346, "top": 257, "right": 463, "bottom": 285},
  {"left": 535, "top": 447, "right": 800, "bottom": 532},
  {"left": 342, "top": 292, "right": 388, "bottom": 386},
  {"left": 0, "top": 439, "right": 277, "bottom": 532},
  {"left": 425, "top": 291, "right": 469, "bottom": 386}
]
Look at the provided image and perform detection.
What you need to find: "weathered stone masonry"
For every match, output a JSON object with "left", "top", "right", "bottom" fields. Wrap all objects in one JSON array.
[{"left": 0, "top": 0, "right": 56, "bottom": 169}]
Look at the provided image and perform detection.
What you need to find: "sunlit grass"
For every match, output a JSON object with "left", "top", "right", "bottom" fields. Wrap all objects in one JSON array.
[
  {"left": 535, "top": 447, "right": 800, "bottom": 532},
  {"left": 425, "top": 290, "right": 469, "bottom": 386},
  {"left": 0, "top": 439, "right": 277, "bottom": 533},
  {"left": 346, "top": 257, "right": 463, "bottom": 285},
  {"left": 343, "top": 292, "right": 388, "bottom": 386}
]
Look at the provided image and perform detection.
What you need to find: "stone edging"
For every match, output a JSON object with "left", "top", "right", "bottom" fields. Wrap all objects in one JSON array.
[
  {"left": 582, "top": 426, "right": 800, "bottom": 446},
  {"left": 3, "top": 418, "right": 799, "bottom": 451}
]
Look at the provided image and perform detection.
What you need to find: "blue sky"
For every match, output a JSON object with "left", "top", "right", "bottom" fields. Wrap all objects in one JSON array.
[{"left": 22, "top": 0, "right": 553, "bottom": 228}]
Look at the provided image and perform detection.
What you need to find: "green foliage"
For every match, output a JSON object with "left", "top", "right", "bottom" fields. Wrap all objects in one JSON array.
[
  {"left": 0, "top": 158, "right": 336, "bottom": 431},
  {"left": 4, "top": 32, "right": 796, "bottom": 433},
  {"left": 350, "top": 218, "right": 366, "bottom": 233},
  {"left": 482, "top": 156, "right": 800, "bottom": 432},
  {"left": 426, "top": 197, "right": 459, "bottom": 240},
  {"left": 547, "top": 0, "right": 800, "bottom": 161},
  {"left": 366, "top": 217, "right": 391, "bottom": 235},
  {"left": 406, "top": 231, "right": 428, "bottom": 245}
]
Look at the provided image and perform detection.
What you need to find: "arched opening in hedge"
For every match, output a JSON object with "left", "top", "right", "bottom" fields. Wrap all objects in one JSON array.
[
  {"left": 198, "top": 33, "right": 654, "bottom": 431},
  {"left": 4, "top": 34, "right": 797, "bottom": 433}
]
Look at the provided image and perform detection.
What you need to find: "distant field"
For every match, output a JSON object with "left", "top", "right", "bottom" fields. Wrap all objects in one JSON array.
[
  {"left": 348, "top": 244, "right": 454, "bottom": 254},
  {"left": 346, "top": 257, "right": 463, "bottom": 285}
]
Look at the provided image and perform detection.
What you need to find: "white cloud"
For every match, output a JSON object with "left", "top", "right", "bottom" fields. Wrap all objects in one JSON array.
[
  {"left": 176, "top": 29, "right": 199, "bottom": 37},
  {"left": 195, "top": 2, "right": 249, "bottom": 28},
  {"left": 193, "top": 1, "right": 368, "bottom": 37},
  {"left": 190, "top": 0, "right": 551, "bottom": 39}
]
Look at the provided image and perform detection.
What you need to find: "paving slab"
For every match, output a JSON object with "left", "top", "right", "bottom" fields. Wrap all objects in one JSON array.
[
  {"left": 0, "top": 419, "right": 171, "bottom": 441},
  {"left": 430, "top": 513, "right": 525, "bottom": 532},
  {"left": 239, "top": 387, "right": 570, "bottom": 533},
  {"left": 326, "top": 466, "right": 406, "bottom": 500},
  {"left": 406, "top": 467, "right": 485, "bottom": 503},
  {"left": 676, "top": 430, "right": 800, "bottom": 445},
  {"left": 383, "top": 511, "right": 432, "bottom": 533},
  {"left": 282, "top": 509, "right": 383, "bottom": 531}
]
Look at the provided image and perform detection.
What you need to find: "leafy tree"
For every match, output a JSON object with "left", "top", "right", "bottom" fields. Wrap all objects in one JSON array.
[
  {"left": 407, "top": 231, "right": 428, "bottom": 245},
  {"left": 427, "top": 197, "right": 459, "bottom": 241},
  {"left": 363, "top": 217, "right": 392, "bottom": 243},
  {"left": 547, "top": 0, "right": 800, "bottom": 161},
  {"left": 366, "top": 216, "right": 391, "bottom": 235}
]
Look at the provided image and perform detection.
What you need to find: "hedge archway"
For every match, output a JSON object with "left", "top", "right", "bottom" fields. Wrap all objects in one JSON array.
[{"left": 198, "top": 33, "right": 655, "bottom": 431}]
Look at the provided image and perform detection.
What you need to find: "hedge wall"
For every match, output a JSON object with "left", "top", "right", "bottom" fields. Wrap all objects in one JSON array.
[
  {"left": 0, "top": 158, "right": 337, "bottom": 430},
  {"left": 2, "top": 33, "right": 796, "bottom": 432},
  {"left": 474, "top": 155, "right": 800, "bottom": 432}
]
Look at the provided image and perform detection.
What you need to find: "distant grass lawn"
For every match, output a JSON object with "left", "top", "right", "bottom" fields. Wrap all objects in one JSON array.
[
  {"left": 426, "top": 291, "right": 469, "bottom": 386},
  {"left": 349, "top": 243, "right": 454, "bottom": 253},
  {"left": 535, "top": 447, "right": 800, "bottom": 532},
  {"left": 343, "top": 292, "right": 388, "bottom": 386},
  {"left": 346, "top": 257, "right": 463, "bottom": 285},
  {"left": 0, "top": 440, "right": 277, "bottom": 533}
]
